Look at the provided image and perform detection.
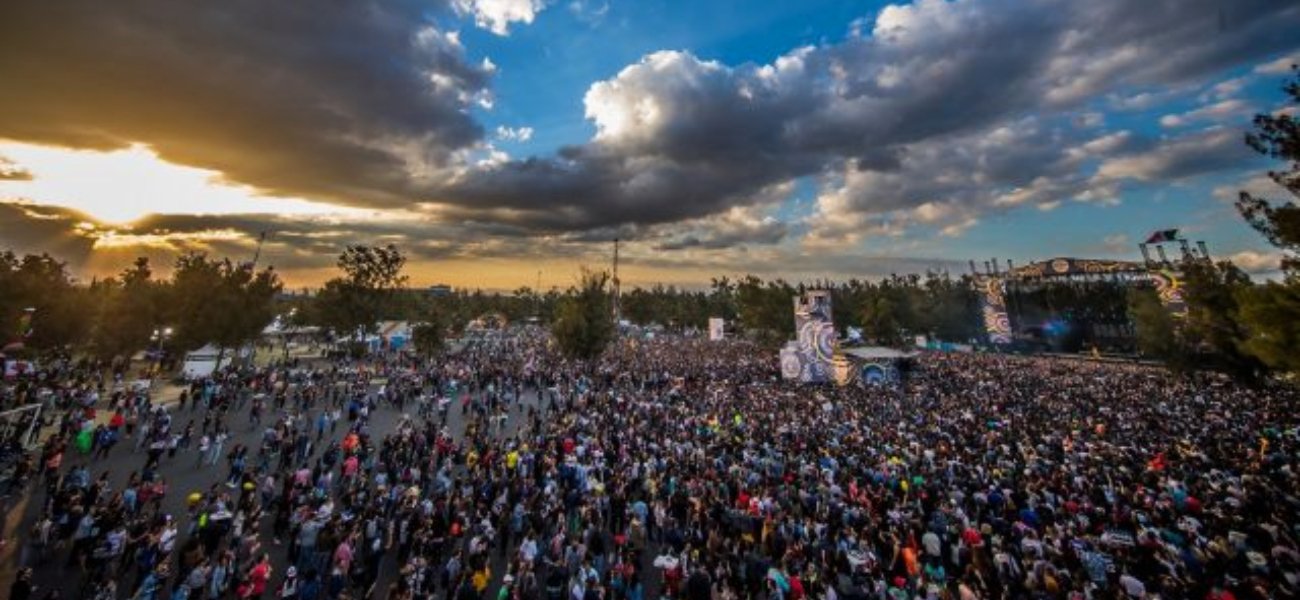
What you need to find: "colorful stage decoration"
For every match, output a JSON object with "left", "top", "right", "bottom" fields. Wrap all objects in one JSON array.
[
  {"left": 976, "top": 276, "right": 1013, "bottom": 345},
  {"left": 781, "top": 290, "right": 835, "bottom": 383},
  {"left": 1149, "top": 269, "right": 1188, "bottom": 318}
]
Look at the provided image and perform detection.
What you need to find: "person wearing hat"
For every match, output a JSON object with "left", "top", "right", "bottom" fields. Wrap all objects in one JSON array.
[
  {"left": 277, "top": 566, "right": 300, "bottom": 600},
  {"left": 497, "top": 574, "right": 515, "bottom": 600}
]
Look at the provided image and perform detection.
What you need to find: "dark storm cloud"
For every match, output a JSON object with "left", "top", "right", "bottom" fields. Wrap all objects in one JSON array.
[
  {"left": 0, "top": 0, "right": 491, "bottom": 209},
  {"left": 0, "top": 202, "right": 97, "bottom": 265},
  {"left": 443, "top": 0, "right": 1299, "bottom": 233}
]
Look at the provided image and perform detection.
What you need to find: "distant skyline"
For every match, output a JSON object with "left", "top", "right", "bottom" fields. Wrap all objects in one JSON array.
[{"left": 1, "top": 0, "right": 1298, "bottom": 288}]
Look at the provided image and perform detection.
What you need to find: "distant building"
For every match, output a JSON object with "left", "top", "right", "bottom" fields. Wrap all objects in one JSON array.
[{"left": 428, "top": 284, "right": 452, "bottom": 297}]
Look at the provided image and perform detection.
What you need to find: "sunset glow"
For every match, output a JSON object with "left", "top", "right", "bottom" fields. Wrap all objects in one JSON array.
[{"left": 0, "top": 142, "right": 347, "bottom": 224}]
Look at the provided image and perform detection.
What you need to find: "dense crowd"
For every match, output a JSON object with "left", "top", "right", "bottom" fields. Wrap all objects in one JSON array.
[{"left": 4, "top": 329, "right": 1298, "bottom": 600}]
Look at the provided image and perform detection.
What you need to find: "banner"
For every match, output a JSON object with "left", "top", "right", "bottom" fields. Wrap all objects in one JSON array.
[{"left": 708, "top": 317, "right": 724, "bottom": 341}]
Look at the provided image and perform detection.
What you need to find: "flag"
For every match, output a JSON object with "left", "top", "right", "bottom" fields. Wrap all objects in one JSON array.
[{"left": 1144, "top": 229, "right": 1180, "bottom": 244}]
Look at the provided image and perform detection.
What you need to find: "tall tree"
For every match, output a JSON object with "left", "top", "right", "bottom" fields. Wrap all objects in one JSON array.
[
  {"left": 0, "top": 251, "right": 94, "bottom": 352},
  {"left": 90, "top": 257, "right": 162, "bottom": 360},
  {"left": 1229, "top": 66, "right": 1300, "bottom": 374},
  {"left": 1235, "top": 66, "right": 1300, "bottom": 279},
  {"left": 313, "top": 245, "right": 408, "bottom": 339},
  {"left": 860, "top": 292, "right": 904, "bottom": 347},
  {"left": 169, "top": 253, "right": 282, "bottom": 364},
  {"left": 411, "top": 310, "right": 446, "bottom": 356},
  {"left": 1127, "top": 287, "right": 1186, "bottom": 369},
  {"left": 552, "top": 268, "right": 615, "bottom": 360}
]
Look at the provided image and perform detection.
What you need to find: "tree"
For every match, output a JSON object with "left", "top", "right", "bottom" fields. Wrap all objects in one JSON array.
[
  {"left": 1236, "top": 282, "right": 1300, "bottom": 372},
  {"left": 410, "top": 303, "right": 447, "bottom": 356},
  {"left": 1236, "top": 66, "right": 1300, "bottom": 279},
  {"left": 90, "top": 257, "right": 162, "bottom": 360},
  {"left": 552, "top": 268, "right": 614, "bottom": 360},
  {"left": 859, "top": 292, "right": 904, "bottom": 347},
  {"left": 168, "top": 253, "right": 282, "bottom": 365},
  {"left": 1128, "top": 287, "right": 1186, "bottom": 369},
  {"left": 1233, "top": 66, "right": 1300, "bottom": 374},
  {"left": 735, "top": 275, "right": 795, "bottom": 343},
  {"left": 313, "top": 245, "right": 408, "bottom": 339},
  {"left": 0, "top": 251, "right": 94, "bottom": 353},
  {"left": 1128, "top": 261, "right": 1264, "bottom": 380}
]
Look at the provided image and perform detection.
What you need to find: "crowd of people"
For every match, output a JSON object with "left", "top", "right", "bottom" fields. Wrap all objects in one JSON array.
[{"left": 3, "top": 328, "right": 1298, "bottom": 600}]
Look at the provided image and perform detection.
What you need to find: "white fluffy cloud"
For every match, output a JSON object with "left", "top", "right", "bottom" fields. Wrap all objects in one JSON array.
[
  {"left": 1227, "top": 250, "right": 1284, "bottom": 275},
  {"left": 1159, "top": 99, "right": 1251, "bottom": 128},
  {"left": 452, "top": 0, "right": 547, "bottom": 35},
  {"left": 1255, "top": 54, "right": 1299, "bottom": 75},
  {"left": 494, "top": 125, "right": 534, "bottom": 142}
]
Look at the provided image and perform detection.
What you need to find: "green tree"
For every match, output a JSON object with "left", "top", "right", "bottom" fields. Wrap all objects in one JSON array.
[
  {"left": 1236, "top": 282, "right": 1300, "bottom": 372},
  {"left": 168, "top": 253, "right": 282, "bottom": 365},
  {"left": 552, "top": 268, "right": 615, "bottom": 360},
  {"left": 90, "top": 257, "right": 162, "bottom": 360},
  {"left": 860, "top": 292, "right": 904, "bottom": 347},
  {"left": 1234, "top": 66, "right": 1300, "bottom": 373},
  {"left": 1127, "top": 287, "right": 1186, "bottom": 369},
  {"left": 411, "top": 319, "right": 445, "bottom": 356},
  {"left": 1236, "top": 66, "right": 1300, "bottom": 279},
  {"left": 0, "top": 251, "right": 94, "bottom": 352},
  {"left": 313, "top": 245, "right": 408, "bottom": 339},
  {"left": 735, "top": 275, "right": 795, "bottom": 343}
]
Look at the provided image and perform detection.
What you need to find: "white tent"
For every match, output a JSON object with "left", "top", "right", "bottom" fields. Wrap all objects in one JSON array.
[{"left": 182, "top": 344, "right": 229, "bottom": 379}]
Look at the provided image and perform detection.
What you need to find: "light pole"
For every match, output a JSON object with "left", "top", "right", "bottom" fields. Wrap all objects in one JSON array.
[
  {"left": 150, "top": 326, "right": 173, "bottom": 378},
  {"left": 283, "top": 308, "right": 298, "bottom": 362}
]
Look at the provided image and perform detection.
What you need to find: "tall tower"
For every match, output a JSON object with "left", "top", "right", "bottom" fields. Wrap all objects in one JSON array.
[{"left": 612, "top": 238, "right": 621, "bottom": 324}]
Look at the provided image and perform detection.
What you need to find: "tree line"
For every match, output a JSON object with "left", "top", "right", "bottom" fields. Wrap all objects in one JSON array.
[{"left": 0, "top": 253, "right": 281, "bottom": 366}]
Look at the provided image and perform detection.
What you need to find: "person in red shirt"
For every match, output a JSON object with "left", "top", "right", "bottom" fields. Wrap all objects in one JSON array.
[{"left": 248, "top": 553, "right": 273, "bottom": 599}]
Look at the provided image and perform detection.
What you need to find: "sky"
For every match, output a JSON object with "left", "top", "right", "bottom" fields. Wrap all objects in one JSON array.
[{"left": 0, "top": 0, "right": 1298, "bottom": 290}]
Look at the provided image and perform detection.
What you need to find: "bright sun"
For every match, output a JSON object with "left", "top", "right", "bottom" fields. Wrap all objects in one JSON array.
[{"left": 0, "top": 141, "right": 344, "bottom": 224}]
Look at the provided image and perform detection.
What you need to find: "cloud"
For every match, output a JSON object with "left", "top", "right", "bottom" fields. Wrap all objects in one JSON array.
[
  {"left": 452, "top": 0, "right": 547, "bottom": 35},
  {"left": 654, "top": 200, "right": 791, "bottom": 251},
  {"left": 1101, "top": 234, "right": 1131, "bottom": 254},
  {"left": 1255, "top": 54, "right": 1299, "bottom": 75},
  {"left": 0, "top": 1, "right": 494, "bottom": 211},
  {"left": 2, "top": 0, "right": 1298, "bottom": 272},
  {"left": 568, "top": 0, "right": 610, "bottom": 25},
  {"left": 1095, "top": 128, "right": 1250, "bottom": 182},
  {"left": 444, "top": 0, "right": 1300, "bottom": 234},
  {"left": 495, "top": 125, "right": 535, "bottom": 142},
  {"left": 1213, "top": 173, "right": 1289, "bottom": 203},
  {"left": 1227, "top": 249, "right": 1284, "bottom": 275},
  {"left": 1159, "top": 99, "right": 1251, "bottom": 128}
]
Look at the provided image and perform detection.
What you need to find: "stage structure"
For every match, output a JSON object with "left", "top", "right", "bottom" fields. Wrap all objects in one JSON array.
[
  {"left": 970, "top": 230, "right": 1205, "bottom": 351},
  {"left": 780, "top": 290, "right": 836, "bottom": 383}
]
